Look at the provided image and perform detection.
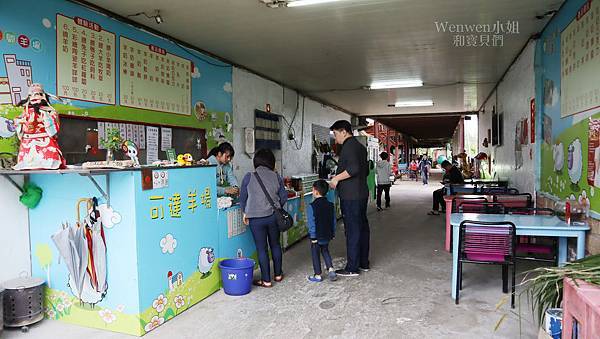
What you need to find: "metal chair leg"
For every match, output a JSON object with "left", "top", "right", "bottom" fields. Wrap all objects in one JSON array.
[
  {"left": 511, "top": 263, "right": 516, "bottom": 308},
  {"left": 459, "top": 262, "right": 463, "bottom": 290},
  {"left": 502, "top": 265, "right": 508, "bottom": 293},
  {"left": 455, "top": 261, "right": 461, "bottom": 305}
]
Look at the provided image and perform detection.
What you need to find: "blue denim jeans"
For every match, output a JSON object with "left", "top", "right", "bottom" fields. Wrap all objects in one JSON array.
[
  {"left": 340, "top": 198, "right": 370, "bottom": 272},
  {"left": 249, "top": 214, "right": 282, "bottom": 282},
  {"left": 311, "top": 240, "right": 333, "bottom": 275}
]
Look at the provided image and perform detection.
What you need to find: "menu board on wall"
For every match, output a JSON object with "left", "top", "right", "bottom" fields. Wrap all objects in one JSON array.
[
  {"left": 227, "top": 208, "right": 246, "bottom": 238},
  {"left": 56, "top": 14, "right": 116, "bottom": 104},
  {"left": 560, "top": 0, "right": 600, "bottom": 117},
  {"left": 588, "top": 118, "right": 600, "bottom": 187},
  {"left": 146, "top": 126, "right": 159, "bottom": 164},
  {"left": 119, "top": 37, "right": 192, "bottom": 115}
]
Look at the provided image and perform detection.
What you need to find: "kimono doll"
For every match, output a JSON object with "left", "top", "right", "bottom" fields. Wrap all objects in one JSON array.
[{"left": 13, "top": 83, "right": 66, "bottom": 170}]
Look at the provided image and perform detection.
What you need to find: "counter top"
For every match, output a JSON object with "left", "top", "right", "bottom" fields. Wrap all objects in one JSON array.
[{"left": 0, "top": 164, "right": 216, "bottom": 176}]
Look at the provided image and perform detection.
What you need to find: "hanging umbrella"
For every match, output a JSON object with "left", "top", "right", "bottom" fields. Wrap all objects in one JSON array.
[
  {"left": 52, "top": 199, "right": 93, "bottom": 300},
  {"left": 83, "top": 223, "right": 98, "bottom": 291},
  {"left": 51, "top": 223, "right": 78, "bottom": 288},
  {"left": 91, "top": 225, "right": 107, "bottom": 293},
  {"left": 85, "top": 199, "right": 107, "bottom": 293},
  {"left": 52, "top": 198, "right": 108, "bottom": 305},
  {"left": 73, "top": 220, "right": 89, "bottom": 298},
  {"left": 51, "top": 220, "right": 89, "bottom": 300}
]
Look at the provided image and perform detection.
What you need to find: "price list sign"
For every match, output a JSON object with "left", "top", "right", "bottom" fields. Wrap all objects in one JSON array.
[
  {"left": 560, "top": 0, "right": 600, "bottom": 117},
  {"left": 56, "top": 14, "right": 116, "bottom": 104},
  {"left": 119, "top": 37, "right": 192, "bottom": 115}
]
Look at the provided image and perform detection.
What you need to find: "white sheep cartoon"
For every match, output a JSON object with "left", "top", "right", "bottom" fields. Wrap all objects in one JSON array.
[
  {"left": 198, "top": 247, "right": 215, "bottom": 279},
  {"left": 568, "top": 138, "right": 583, "bottom": 190}
]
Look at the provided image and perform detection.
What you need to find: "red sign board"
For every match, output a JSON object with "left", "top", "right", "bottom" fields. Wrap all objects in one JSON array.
[
  {"left": 149, "top": 44, "right": 167, "bottom": 55},
  {"left": 141, "top": 168, "right": 153, "bottom": 190}
]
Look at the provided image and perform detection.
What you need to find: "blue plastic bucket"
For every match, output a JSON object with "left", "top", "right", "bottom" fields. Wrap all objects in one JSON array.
[{"left": 219, "top": 258, "right": 255, "bottom": 296}]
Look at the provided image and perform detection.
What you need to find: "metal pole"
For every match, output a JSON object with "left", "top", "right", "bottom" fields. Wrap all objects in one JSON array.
[{"left": 2, "top": 174, "right": 23, "bottom": 193}]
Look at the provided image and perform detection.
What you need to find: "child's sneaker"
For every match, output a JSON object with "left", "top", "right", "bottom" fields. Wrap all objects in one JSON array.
[
  {"left": 307, "top": 274, "right": 323, "bottom": 283},
  {"left": 327, "top": 269, "right": 338, "bottom": 281}
]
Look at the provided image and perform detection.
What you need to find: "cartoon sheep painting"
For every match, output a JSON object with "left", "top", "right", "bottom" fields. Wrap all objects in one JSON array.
[
  {"left": 553, "top": 142, "right": 564, "bottom": 173},
  {"left": 567, "top": 138, "right": 582, "bottom": 191},
  {"left": 0, "top": 117, "right": 16, "bottom": 138},
  {"left": 198, "top": 247, "right": 215, "bottom": 279}
]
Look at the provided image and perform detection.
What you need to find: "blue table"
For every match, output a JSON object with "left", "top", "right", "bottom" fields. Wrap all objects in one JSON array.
[
  {"left": 464, "top": 178, "right": 509, "bottom": 186},
  {"left": 450, "top": 213, "right": 589, "bottom": 300},
  {"left": 444, "top": 180, "right": 509, "bottom": 195}
]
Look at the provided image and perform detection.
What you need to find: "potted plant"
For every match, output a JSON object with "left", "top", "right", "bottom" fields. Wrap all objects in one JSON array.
[
  {"left": 522, "top": 254, "right": 600, "bottom": 321},
  {"left": 495, "top": 254, "right": 600, "bottom": 336},
  {"left": 100, "top": 128, "right": 123, "bottom": 162}
]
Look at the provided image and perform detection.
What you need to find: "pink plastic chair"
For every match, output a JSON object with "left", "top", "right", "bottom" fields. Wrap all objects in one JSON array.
[
  {"left": 457, "top": 220, "right": 517, "bottom": 308},
  {"left": 448, "top": 197, "right": 488, "bottom": 252},
  {"left": 494, "top": 193, "right": 532, "bottom": 208},
  {"left": 458, "top": 202, "right": 505, "bottom": 214},
  {"left": 452, "top": 197, "right": 488, "bottom": 212},
  {"left": 508, "top": 207, "right": 557, "bottom": 264}
]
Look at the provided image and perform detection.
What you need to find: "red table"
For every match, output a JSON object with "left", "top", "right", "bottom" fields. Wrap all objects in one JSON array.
[{"left": 443, "top": 194, "right": 492, "bottom": 252}]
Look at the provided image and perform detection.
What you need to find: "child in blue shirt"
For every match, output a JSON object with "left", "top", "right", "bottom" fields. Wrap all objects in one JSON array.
[{"left": 307, "top": 180, "right": 337, "bottom": 282}]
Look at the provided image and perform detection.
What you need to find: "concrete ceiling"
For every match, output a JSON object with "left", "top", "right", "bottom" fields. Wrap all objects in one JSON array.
[
  {"left": 376, "top": 114, "right": 462, "bottom": 147},
  {"left": 80, "top": 0, "right": 562, "bottom": 118}
]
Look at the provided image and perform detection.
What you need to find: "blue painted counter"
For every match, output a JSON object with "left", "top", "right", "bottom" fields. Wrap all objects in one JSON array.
[
  {"left": 26, "top": 166, "right": 220, "bottom": 336},
  {"left": 23, "top": 167, "right": 339, "bottom": 337}
]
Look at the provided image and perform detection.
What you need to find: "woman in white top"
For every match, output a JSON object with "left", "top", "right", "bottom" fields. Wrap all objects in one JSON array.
[{"left": 375, "top": 152, "right": 392, "bottom": 211}]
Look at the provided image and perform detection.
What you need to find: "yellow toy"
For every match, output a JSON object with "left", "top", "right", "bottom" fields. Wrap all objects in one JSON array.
[
  {"left": 177, "top": 154, "right": 186, "bottom": 166},
  {"left": 183, "top": 153, "right": 193, "bottom": 166},
  {"left": 177, "top": 153, "right": 194, "bottom": 166}
]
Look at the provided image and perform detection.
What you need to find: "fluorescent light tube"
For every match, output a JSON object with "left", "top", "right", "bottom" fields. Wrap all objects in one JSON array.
[
  {"left": 287, "top": 0, "right": 346, "bottom": 7},
  {"left": 370, "top": 80, "right": 423, "bottom": 89},
  {"left": 394, "top": 100, "right": 434, "bottom": 107}
]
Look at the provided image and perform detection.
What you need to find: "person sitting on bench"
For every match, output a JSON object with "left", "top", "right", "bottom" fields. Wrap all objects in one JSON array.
[{"left": 428, "top": 160, "right": 464, "bottom": 215}]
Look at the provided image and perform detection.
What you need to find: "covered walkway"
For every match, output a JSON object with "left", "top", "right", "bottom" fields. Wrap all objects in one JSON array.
[{"left": 4, "top": 179, "right": 536, "bottom": 339}]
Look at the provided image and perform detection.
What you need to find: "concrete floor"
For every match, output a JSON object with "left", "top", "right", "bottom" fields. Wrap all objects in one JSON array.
[{"left": 4, "top": 179, "right": 540, "bottom": 338}]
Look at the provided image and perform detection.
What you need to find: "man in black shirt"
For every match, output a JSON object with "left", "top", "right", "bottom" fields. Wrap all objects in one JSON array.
[
  {"left": 428, "top": 160, "right": 464, "bottom": 215},
  {"left": 329, "top": 120, "right": 370, "bottom": 276}
]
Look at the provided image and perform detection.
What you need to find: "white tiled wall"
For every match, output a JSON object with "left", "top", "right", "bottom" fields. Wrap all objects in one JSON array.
[
  {"left": 479, "top": 40, "right": 537, "bottom": 195},
  {"left": 232, "top": 68, "right": 351, "bottom": 179},
  {"left": 0, "top": 176, "right": 31, "bottom": 282}
]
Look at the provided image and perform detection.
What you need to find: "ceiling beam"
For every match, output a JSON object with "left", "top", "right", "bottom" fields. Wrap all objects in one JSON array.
[{"left": 365, "top": 111, "right": 476, "bottom": 119}]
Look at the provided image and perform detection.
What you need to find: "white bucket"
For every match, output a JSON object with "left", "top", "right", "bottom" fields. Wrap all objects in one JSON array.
[{"left": 544, "top": 308, "right": 562, "bottom": 339}]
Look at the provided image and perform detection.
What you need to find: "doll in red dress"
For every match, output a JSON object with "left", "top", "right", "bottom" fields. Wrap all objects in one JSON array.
[{"left": 13, "top": 83, "right": 66, "bottom": 170}]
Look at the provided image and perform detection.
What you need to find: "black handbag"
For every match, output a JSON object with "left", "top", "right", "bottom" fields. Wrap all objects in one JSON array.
[{"left": 253, "top": 172, "right": 294, "bottom": 232}]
